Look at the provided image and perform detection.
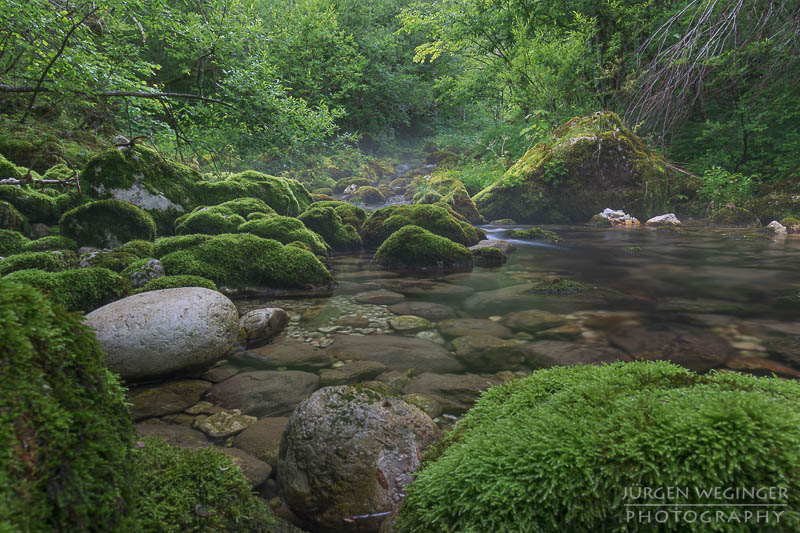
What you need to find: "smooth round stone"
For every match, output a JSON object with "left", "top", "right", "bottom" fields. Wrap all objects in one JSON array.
[
  {"left": 238, "top": 307, "right": 289, "bottom": 348},
  {"left": 207, "top": 370, "right": 320, "bottom": 417},
  {"left": 379, "top": 279, "right": 474, "bottom": 297},
  {"left": 354, "top": 290, "right": 405, "bottom": 305},
  {"left": 403, "top": 373, "right": 503, "bottom": 414},
  {"left": 135, "top": 420, "right": 209, "bottom": 448},
  {"left": 193, "top": 410, "right": 257, "bottom": 438},
  {"left": 319, "top": 360, "right": 387, "bottom": 387},
  {"left": 128, "top": 379, "right": 212, "bottom": 421},
  {"left": 85, "top": 288, "right": 239, "bottom": 381},
  {"left": 451, "top": 335, "right": 529, "bottom": 371},
  {"left": 233, "top": 417, "right": 290, "bottom": 468},
  {"left": 389, "top": 315, "right": 433, "bottom": 333},
  {"left": 503, "top": 309, "right": 567, "bottom": 333},
  {"left": 388, "top": 301, "right": 456, "bottom": 321},
  {"left": 438, "top": 318, "right": 513, "bottom": 339},
  {"left": 219, "top": 447, "right": 272, "bottom": 488}
]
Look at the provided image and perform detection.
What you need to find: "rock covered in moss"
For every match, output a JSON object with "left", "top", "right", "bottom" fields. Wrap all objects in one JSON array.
[
  {"left": 0, "top": 152, "right": 23, "bottom": 180},
  {"left": 349, "top": 185, "right": 386, "bottom": 205},
  {"left": 160, "top": 233, "right": 331, "bottom": 290},
  {"left": 121, "top": 258, "right": 165, "bottom": 288},
  {"left": 78, "top": 250, "right": 139, "bottom": 272},
  {"left": 60, "top": 199, "right": 157, "bottom": 248},
  {"left": 174, "top": 197, "right": 276, "bottom": 235},
  {"left": 474, "top": 112, "right": 672, "bottom": 223},
  {"left": 362, "top": 204, "right": 482, "bottom": 248},
  {"left": 0, "top": 228, "right": 29, "bottom": 255},
  {"left": 374, "top": 225, "right": 473, "bottom": 271},
  {"left": 0, "top": 199, "right": 28, "bottom": 233},
  {"left": 0, "top": 250, "right": 75, "bottom": 275},
  {"left": 506, "top": 227, "right": 561, "bottom": 241},
  {"left": 747, "top": 193, "right": 800, "bottom": 223},
  {"left": 0, "top": 279, "right": 135, "bottom": 531},
  {"left": 709, "top": 206, "right": 761, "bottom": 228},
  {"left": 413, "top": 174, "right": 484, "bottom": 223},
  {"left": 195, "top": 170, "right": 311, "bottom": 217},
  {"left": 310, "top": 200, "right": 367, "bottom": 229},
  {"left": 4, "top": 267, "right": 128, "bottom": 312},
  {"left": 116, "top": 239, "right": 155, "bottom": 258},
  {"left": 298, "top": 206, "right": 362, "bottom": 250},
  {"left": 278, "top": 385, "right": 440, "bottom": 531},
  {"left": 471, "top": 246, "right": 506, "bottom": 267},
  {"left": 85, "top": 287, "right": 238, "bottom": 381},
  {"left": 333, "top": 176, "right": 370, "bottom": 194},
  {"left": 238, "top": 216, "right": 329, "bottom": 256},
  {"left": 22, "top": 235, "right": 77, "bottom": 252},
  {"left": 780, "top": 217, "right": 800, "bottom": 232},
  {"left": 152, "top": 234, "right": 214, "bottom": 258},
  {"left": 135, "top": 274, "right": 217, "bottom": 293},
  {"left": 0, "top": 185, "right": 58, "bottom": 223}
]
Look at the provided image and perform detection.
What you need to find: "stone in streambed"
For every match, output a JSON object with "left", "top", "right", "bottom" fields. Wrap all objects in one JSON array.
[
  {"left": 355, "top": 289, "right": 405, "bottom": 305},
  {"left": 128, "top": 379, "right": 212, "bottom": 421},
  {"left": 451, "top": 335, "right": 529, "bottom": 372},
  {"left": 388, "top": 315, "right": 432, "bottom": 333},
  {"left": 521, "top": 341, "right": 629, "bottom": 368},
  {"left": 646, "top": 213, "right": 681, "bottom": 226},
  {"left": 193, "top": 409, "right": 257, "bottom": 438},
  {"left": 388, "top": 301, "right": 456, "bottom": 321},
  {"left": 325, "top": 334, "right": 464, "bottom": 374},
  {"left": 135, "top": 420, "right": 210, "bottom": 448},
  {"left": 219, "top": 447, "right": 272, "bottom": 488},
  {"left": 319, "top": 360, "right": 387, "bottom": 387},
  {"left": 232, "top": 337, "right": 335, "bottom": 371},
  {"left": 238, "top": 307, "right": 289, "bottom": 348},
  {"left": 233, "top": 417, "right": 290, "bottom": 468},
  {"left": 438, "top": 318, "right": 513, "bottom": 339},
  {"left": 403, "top": 373, "right": 503, "bottom": 414},
  {"left": 207, "top": 370, "right": 319, "bottom": 417},
  {"left": 503, "top": 309, "right": 567, "bottom": 333}
]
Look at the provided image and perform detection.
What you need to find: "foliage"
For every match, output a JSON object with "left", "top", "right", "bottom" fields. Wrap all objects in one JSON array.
[
  {"left": 697, "top": 166, "right": 758, "bottom": 210},
  {"left": 4, "top": 267, "right": 129, "bottom": 312},
  {"left": 399, "top": 361, "right": 800, "bottom": 532},
  {"left": 0, "top": 279, "right": 135, "bottom": 532}
]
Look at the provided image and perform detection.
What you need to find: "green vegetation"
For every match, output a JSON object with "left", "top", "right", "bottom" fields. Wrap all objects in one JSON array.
[
  {"left": 0, "top": 185, "right": 58, "bottom": 223},
  {"left": 697, "top": 166, "right": 758, "bottom": 212},
  {"left": 0, "top": 229, "right": 29, "bottom": 256},
  {"left": 398, "top": 361, "right": 800, "bottom": 532},
  {"left": 238, "top": 216, "right": 329, "bottom": 256},
  {"left": 362, "top": 204, "right": 483, "bottom": 248},
  {"left": 22, "top": 236, "right": 77, "bottom": 252},
  {"left": 79, "top": 251, "right": 139, "bottom": 273},
  {"left": 134, "top": 275, "right": 217, "bottom": 294},
  {"left": 506, "top": 227, "right": 561, "bottom": 242},
  {"left": 0, "top": 279, "right": 135, "bottom": 532},
  {"left": 309, "top": 201, "right": 367, "bottom": 230},
  {"left": 4, "top": 268, "right": 129, "bottom": 312},
  {"left": 471, "top": 246, "right": 506, "bottom": 267},
  {"left": 175, "top": 209, "right": 245, "bottom": 236},
  {"left": 116, "top": 240, "right": 155, "bottom": 258},
  {"left": 349, "top": 185, "right": 385, "bottom": 205},
  {"left": 194, "top": 172, "right": 311, "bottom": 217},
  {"left": 710, "top": 207, "right": 760, "bottom": 228},
  {"left": 59, "top": 200, "right": 157, "bottom": 248},
  {"left": 374, "top": 225, "right": 472, "bottom": 271},
  {"left": 298, "top": 206, "right": 362, "bottom": 250},
  {"left": 0, "top": 251, "right": 75, "bottom": 276},
  {"left": 152, "top": 235, "right": 214, "bottom": 258},
  {"left": 412, "top": 174, "right": 484, "bottom": 223},
  {"left": 0, "top": 200, "right": 28, "bottom": 234}
]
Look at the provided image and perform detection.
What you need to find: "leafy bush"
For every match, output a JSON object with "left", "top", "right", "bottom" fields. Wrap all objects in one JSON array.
[
  {"left": 399, "top": 361, "right": 800, "bottom": 532},
  {"left": 697, "top": 166, "right": 758, "bottom": 209}
]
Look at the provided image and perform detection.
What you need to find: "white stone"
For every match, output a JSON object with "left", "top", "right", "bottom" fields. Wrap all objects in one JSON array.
[
  {"left": 598, "top": 208, "right": 640, "bottom": 226},
  {"left": 767, "top": 220, "right": 787, "bottom": 234},
  {"left": 646, "top": 213, "right": 681, "bottom": 226},
  {"left": 85, "top": 288, "right": 238, "bottom": 380},
  {"left": 239, "top": 308, "right": 289, "bottom": 348}
]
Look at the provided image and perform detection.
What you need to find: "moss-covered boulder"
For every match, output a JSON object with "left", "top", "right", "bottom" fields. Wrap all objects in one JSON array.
[
  {"left": 471, "top": 246, "right": 506, "bottom": 267},
  {"left": 0, "top": 250, "right": 75, "bottom": 276},
  {"left": 22, "top": 235, "right": 77, "bottom": 252},
  {"left": 60, "top": 199, "right": 157, "bottom": 248},
  {"left": 506, "top": 227, "right": 561, "bottom": 242},
  {"left": 174, "top": 198, "right": 276, "bottom": 235},
  {"left": 298, "top": 206, "right": 362, "bottom": 251},
  {"left": 780, "top": 217, "right": 800, "bottom": 232},
  {"left": 194, "top": 171, "right": 311, "bottom": 217},
  {"left": 160, "top": 233, "right": 332, "bottom": 290},
  {"left": 333, "top": 176, "right": 370, "bottom": 194},
  {"left": 134, "top": 274, "right": 217, "bottom": 294},
  {"left": 0, "top": 152, "right": 24, "bottom": 180},
  {"left": 425, "top": 150, "right": 458, "bottom": 166},
  {"left": 238, "top": 216, "right": 329, "bottom": 256},
  {"left": 362, "top": 204, "right": 483, "bottom": 248},
  {"left": 349, "top": 185, "right": 385, "bottom": 205},
  {"left": 0, "top": 200, "right": 28, "bottom": 233},
  {"left": 79, "top": 250, "right": 139, "bottom": 273},
  {"left": 152, "top": 234, "right": 214, "bottom": 258},
  {"left": 398, "top": 361, "right": 800, "bottom": 532},
  {"left": 474, "top": 112, "right": 672, "bottom": 223},
  {"left": 121, "top": 258, "right": 165, "bottom": 288},
  {"left": 709, "top": 206, "right": 761, "bottom": 228},
  {"left": 4, "top": 267, "right": 129, "bottom": 312},
  {"left": 747, "top": 193, "right": 800, "bottom": 223},
  {"left": 116, "top": 239, "right": 155, "bottom": 258},
  {"left": 374, "top": 225, "right": 473, "bottom": 271},
  {"left": 413, "top": 174, "right": 485, "bottom": 224},
  {"left": 0, "top": 185, "right": 58, "bottom": 223},
  {"left": 0, "top": 279, "right": 135, "bottom": 531},
  {"left": 308, "top": 200, "right": 367, "bottom": 230},
  {"left": 0, "top": 229, "right": 30, "bottom": 255}
]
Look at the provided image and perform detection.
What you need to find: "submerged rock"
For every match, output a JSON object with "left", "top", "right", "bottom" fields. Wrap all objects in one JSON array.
[
  {"left": 233, "top": 416, "right": 290, "bottom": 468},
  {"left": 128, "top": 379, "right": 212, "bottom": 421},
  {"left": 451, "top": 335, "right": 529, "bottom": 371},
  {"left": 326, "top": 334, "right": 464, "bottom": 374},
  {"left": 207, "top": 370, "right": 319, "bottom": 417},
  {"left": 388, "top": 301, "right": 456, "bottom": 321},
  {"left": 278, "top": 385, "right": 440, "bottom": 532},
  {"left": 438, "top": 318, "right": 513, "bottom": 339},
  {"left": 403, "top": 373, "right": 503, "bottom": 414}
]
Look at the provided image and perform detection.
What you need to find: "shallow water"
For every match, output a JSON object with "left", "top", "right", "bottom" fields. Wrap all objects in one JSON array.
[{"left": 236, "top": 225, "right": 800, "bottom": 380}]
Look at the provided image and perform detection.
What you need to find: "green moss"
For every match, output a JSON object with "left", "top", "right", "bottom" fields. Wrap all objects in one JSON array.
[
  {"left": 0, "top": 185, "right": 57, "bottom": 224},
  {"left": 471, "top": 246, "right": 506, "bottom": 267},
  {"left": 506, "top": 227, "right": 560, "bottom": 242},
  {"left": 238, "top": 216, "right": 329, "bottom": 256},
  {"left": 0, "top": 279, "right": 134, "bottom": 532},
  {"left": 333, "top": 176, "right": 370, "bottom": 194},
  {"left": 194, "top": 171, "right": 311, "bottom": 216},
  {"left": 152, "top": 234, "right": 214, "bottom": 258},
  {"left": 116, "top": 240, "right": 155, "bottom": 258},
  {"left": 309, "top": 200, "right": 367, "bottom": 230},
  {"left": 42, "top": 163, "right": 75, "bottom": 182},
  {"left": 175, "top": 209, "right": 246, "bottom": 235},
  {"left": 134, "top": 275, "right": 217, "bottom": 293},
  {"left": 413, "top": 174, "right": 485, "bottom": 224},
  {"left": 4, "top": 267, "right": 129, "bottom": 312},
  {"left": 298, "top": 206, "right": 362, "bottom": 251},
  {"left": 131, "top": 438, "right": 295, "bottom": 533},
  {"left": 587, "top": 214, "right": 613, "bottom": 226},
  {"left": 532, "top": 278, "right": 586, "bottom": 294},
  {"left": 349, "top": 185, "right": 385, "bottom": 205},
  {"left": 710, "top": 206, "right": 760, "bottom": 228},
  {"left": 362, "top": 204, "right": 482, "bottom": 248},
  {"left": 0, "top": 229, "right": 30, "bottom": 255},
  {"left": 60, "top": 199, "right": 157, "bottom": 248},
  {"left": 398, "top": 361, "right": 800, "bottom": 532},
  {"left": 780, "top": 217, "right": 800, "bottom": 228},
  {"left": 0, "top": 250, "right": 75, "bottom": 275},
  {"left": 79, "top": 251, "right": 139, "bottom": 273},
  {"left": 0, "top": 152, "right": 24, "bottom": 180},
  {"left": 747, "top": 193, "right": 800, "bottom": 223},
  {"left": 160, "top": 233, "right": 331, "bottom": 289},
  {"left": 22, "top": 236, "right": 76, "bottom": 253},
  {"left": 374, "top": 225, "right": 473, "bottom": 271},
  {"left": 0, "top": 200, "right": 29, "bottom": 233},
  {"left": 313, "top": 187, "right": 334, "bottom": 196}
]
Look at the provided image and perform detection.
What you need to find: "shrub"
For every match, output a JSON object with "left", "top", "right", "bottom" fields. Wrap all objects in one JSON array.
[
  {"left": 698, "top": 166, "right": 757, "bottom": 210},
  {"left": 399, "top": 361, "right": 800, "bottom": 532},
  {"left": 4, "top": 267, "right": 129, "bottom": 312}
]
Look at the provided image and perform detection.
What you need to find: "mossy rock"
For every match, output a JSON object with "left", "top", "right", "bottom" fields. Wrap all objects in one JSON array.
[
  {"left": 60, "top": 199, "right": 157, "bottom": 248},
  {"left": 506, "top": 227, "right": 560, "bottom": 242},
  {"left": 22, "top": 235, "right": 77, "bottom": 252},
  {"left": 0, "top": 200, "right": 29, "bottom": 234},
  {"left": 349, "top": 186, "right": 385, "bottom": 205},
  {"left": 238, "top": 216, "right": 329, "bottom": 256},
  {"left": 709, "top": 206, "right": 761, "bottom": 228},
  {"left": 413, "top": 174, "right": 485, "bottom": 224},
  {"left": 0, "top": 152, "right": 24, "bottom": 180},
  {"left": 424, "top": 151, "right": 458, "bottom": 166},
  {"left": 4, "top": 267, "right": 129, "bottom": 312},
  {"left": 374, "top": 225, "right": 473, "bottom": 271},
  {"left": 0, "top": 229, "right": 30, "bottom": 255},
  {"left": 474, "top": 112, "right": 673, "bottom": 223},
  {"left": 398, "top": 361, "right": 800, "bottom": 532},
  {"left": 313, "top": 187, "right": 334, "bottom": 196},
  {"left": 471, "top": 246, "right": 506, "bottom": 267},
  {"left": 134, "top": 275, "right": 217, "bottom": 294},
  {"left": 309, "top": 200, "right": 367, "bottom": 230},
  {"left": 422, "top": 141, "right": 439, "bottom": 153},
  {"left": 42, "top": 163, "right": 75, "bottom": 182},
  {"left": 152, "top": 234, "right": 214, "bottom": 258},
  {"left": 132, "top": 437, "right": 297, "bottom": 533},
  {"left": 298, "top": 206, "right": 362, "bottom": 251},
  {"left": 362, "top": 204, "right": 483, "bottom": 248},
  {"left": 333, "top": 176, "right": 370, "bottom": 194},
  {"left": 780, "top": 217, "right": 800, "bottom": 232},
  {"left": 160, "top": 233, "right": 332, "bottom": 289},
  {"left": 116, "top": 239, "right": 155, "bottom": 258},
  {"left": 194, "top": 171, "right": 311, "bottom": 217},
  {"left": 0, "top": 250, "right": 75, "bottom": 276},
  {"left": 0, "top": 279, "right": 135, "bottom": 532},
  {"left": 80, "top": 146, "right": 200, "bottom": 232},
  {"left": 0, "top": 185, "right": 58, "bottom": 223},
  {"left": 747, "top": 193, "right": 800, "bottom": 223},
  {"left": 79, "top": 250, "right": 139, "bottom": 273},
  {"left": 174, "top": 198, "right": 276, "bottom": 235},
  {"left": 587, "top": 214, "right": 613, "bottom": 227}
]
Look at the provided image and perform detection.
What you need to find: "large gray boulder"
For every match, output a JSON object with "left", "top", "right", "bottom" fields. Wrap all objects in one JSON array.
[
  {"left": 278, "top": 385, "right": 440, "bottom": 532},
  {"left": 85, "top": 288, "right": 238, "bottom": 381}
]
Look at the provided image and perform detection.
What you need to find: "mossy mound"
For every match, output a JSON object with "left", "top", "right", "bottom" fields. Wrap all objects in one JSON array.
[
  {"left": 152, "top": 234, "right": 214, "bottom": 258},
  {"left": 506, "top": 227, "right": 561, "bottom": 242},
  {"left": 309, "top": 200, "right": 367, "bottom": 230},
  {"left": 116, "top": 239, "right": 155, "bottom": 258},
  {"left": 174, "top": 198, "right": 276, "bottom": 235},
  {"left": 362, "top": 204, "right": 483, "bottom": 248},
  {"left": 747, "top": 193, "right": 800, "bottom": 223},
  {"left": 0, "top": 185, "right": 58, "bottom": 223},
  {"left": 398, "top": 361, "right": 800, "bottom": 532},
  {"left": 22, "top": 235, "right": 77, "bottom": 252},
  {"left": 132, "top": 437, "right": 297, "bottom": 533},
  {"left": 587, "top": 214, "right": 613, "bottom": 227},
  {"left": 413, "top": 174, "right": 484, "bottom": 224},
  {"left": 238, "top": 216, "right": 329, "bottom": 256},
  {"left": 298, "top": 206, "right": 362, "bottom": 251},
  {"left": 42, "top": 163, "right": 75, "bottom": 182},
  {"left": 4, "top": 267, "right": 129, "bottom": 312},
  {"left": 60, "top": 199, "right": 157, "bottom": 248},
  {"left": 0, "top": 250, "right": 75, "bottom": 276},
  {"left": 709, "top": 206, "right": 761, "bottom": 228},
  {"left": 194, "top": 171, "right": 311, "bottom": 217},
  {"left": 0, "top": 200, "right": 28, "bottom": 233},
  {"left": 424, "top": 150, "right": 458, "bottom": 166},
  {"left": 0, "top": 279, "right": 135, "bottom": 532},
  {"left": 374, "top": 225, "right": 473, "bottom": 271},
  {"left": 333, "top": 176, "right": 370, "bottom": 194},
  {"left": 0, "top": 229, "right": 30, "bottom": 255},
  {"left": 474, "top": 112, "right": 672, "bottom": 223},
  {"left": 0, "top": 152, "right": 24, "bottom": 180},
  {"left": 349, "top": 185, "right": 385, "bottom": 205},
  {"left": 160, "top": 233, "right": 332, "bottom": 289},
  {"left": 471, "top": 246, "right": 506, "bottom": 267},
  {"left": 780, "top": 217, "right": 800, "bottom": 232},
  {"left": 134, "top": 275, "right": 217, "bottom": 293},
  {"left": 79, "top": 251, "right": 139, "bottom": 273}
]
